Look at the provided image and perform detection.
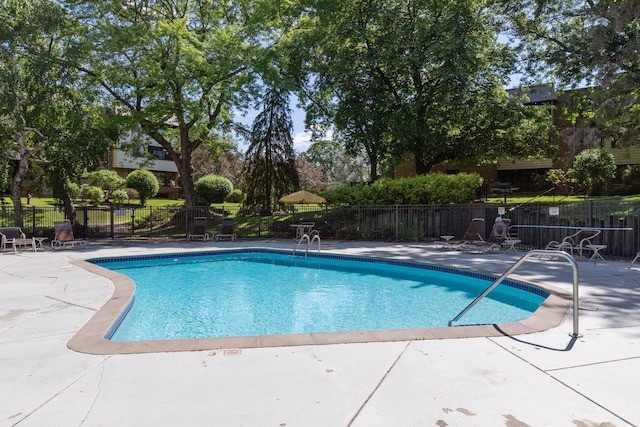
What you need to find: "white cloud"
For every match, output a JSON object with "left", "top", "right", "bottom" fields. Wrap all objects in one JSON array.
[
  {"left": 293, "top": 129, "right": 334, "bottom": 153},
  {"left": 293, "top": 131, "right": 313, "bottom": 152}
]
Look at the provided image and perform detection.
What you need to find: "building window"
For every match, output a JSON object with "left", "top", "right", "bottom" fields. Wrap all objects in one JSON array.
[{"left": 148, "top": 146, "right": 171, "bottom": 161}]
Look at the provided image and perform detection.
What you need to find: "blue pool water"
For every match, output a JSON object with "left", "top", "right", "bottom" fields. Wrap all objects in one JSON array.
[{"left": 91, "top": 250, "right": 548, "bottom": 341}]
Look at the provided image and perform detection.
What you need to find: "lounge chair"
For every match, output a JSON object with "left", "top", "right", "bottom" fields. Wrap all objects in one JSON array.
[
  {"left": 0, "top": 227, "right": 36, "bottom": 253},
  {"left": 545, "top": 228, "right": 601, "bottom": 258},
  {"left": 460, "top": 218, "right": 510, "bottom": 254},
  {"left": 51, "top": 220, "right": 86, "bottom": 249},
  {"left": 434, "top": 218, "right": 485, "bottom": 250},
  {"left": 215, "top": 218, "right": 236, "bottom": 241},
  {"left": 187, "top": 217, "right": 210, "bottom": 241}
]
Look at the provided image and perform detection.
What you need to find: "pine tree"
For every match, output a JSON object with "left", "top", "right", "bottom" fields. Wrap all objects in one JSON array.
[{"left": 243, "top": 88, "right": 299, "bottom": 208}]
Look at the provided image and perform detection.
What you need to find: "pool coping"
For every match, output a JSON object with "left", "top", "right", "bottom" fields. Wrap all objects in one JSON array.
[{"left": 67, "top": 250, "right": 574, "bottom": 355}]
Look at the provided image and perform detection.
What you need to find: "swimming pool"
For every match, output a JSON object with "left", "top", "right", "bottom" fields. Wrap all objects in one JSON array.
[{"left": 90, "top": 249, "right": 548, "bottom": 342}]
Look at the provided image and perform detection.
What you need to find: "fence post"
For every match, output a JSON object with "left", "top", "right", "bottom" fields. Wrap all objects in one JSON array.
[
  {"left": 110, "top": 206, "right": 115, "bottom": 239},
  {"left": 82, "top": 206, "right": 88, "bottom": 236},
  {"left": 537, "top": 203, "right": 541, "bottom": 248},
  {"left": 31, "top": 206, "right": 36, "bottom": 235},
  {"left": 185, "top": 206, "right": 189, "bottom": 238},
  {"left": 395, "top": 204, "right": 399, "bottom": 242}
]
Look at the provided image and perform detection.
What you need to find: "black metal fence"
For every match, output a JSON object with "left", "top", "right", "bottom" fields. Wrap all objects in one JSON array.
[{"left": 2, "top": 200, "right": 639, "bottom": 259}]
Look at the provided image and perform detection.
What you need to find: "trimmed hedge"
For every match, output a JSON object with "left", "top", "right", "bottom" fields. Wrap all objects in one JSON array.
[
  {"left": 321, "top": 173, "right": 483, "bottom": 205},
  {"left": 195, "top": 174, "right": 234, "bottom": 204},
  {"left": 126, "top": 169, "right": 159, "bottom": 206}
]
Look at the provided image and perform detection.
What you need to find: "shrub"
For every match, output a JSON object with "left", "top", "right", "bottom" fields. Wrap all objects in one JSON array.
[
  {"left": 195, "top": 174, "right": 233, "bottom": 204},
  {"left": 85, "top": 185, "right": 104, "bottom": 206},
  {"left": 79, "top": 184, "right": 90, "bottom": 201},
  {"left": 573, "top": 148, "right": 616, "bottom": 196},
  {"left": 227, "top": 189, "right": 246, "bottom": 203},
  {"left": 87, "top": 170, "right": 125, "bottom": 194},
  {"left": 546, "top": 169, "right": 576, "bottom": 196},
  {"left": 67, "top": 182, "right": 81, "bottom": 201},
  {"left": 126, "top": 169, "right": 159, "bottom": 205},
  {"left": 111, "top": 189, "right": 129, "bottom": 206},
  {"left": 321, "top": 173, "right": 482, "bottom": 205}
]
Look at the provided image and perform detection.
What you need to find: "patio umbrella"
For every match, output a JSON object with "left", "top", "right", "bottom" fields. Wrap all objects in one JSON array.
[{"left": 279, "top": 190, "right": 326, "bottom": 204}]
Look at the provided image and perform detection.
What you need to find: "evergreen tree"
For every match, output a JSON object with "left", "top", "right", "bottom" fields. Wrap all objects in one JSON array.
[{"left": 243, "top": 88, "right": 299, "bottom": 207}]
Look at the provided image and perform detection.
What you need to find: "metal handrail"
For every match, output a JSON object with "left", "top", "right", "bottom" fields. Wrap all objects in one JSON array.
[
  {"left": 293, "top": 232, "right": 321, "bottom": 257},
  {"left": 306, "top": 233, "right": 321, "bottom": 256},
  {"left": 293, "top": 233, "right": 310, "bottom": 256},
  {"left": 448, "top": 250, "right": 581, "bottom": 337}
]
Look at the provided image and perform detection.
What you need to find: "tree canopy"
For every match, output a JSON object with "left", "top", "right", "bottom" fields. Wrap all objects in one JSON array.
[
  {"left": 507, "top": 0, "right": 640, "bottom": 144},
  {"left": 0, "top": 0, "right": 114, "bottom": 224},
  {"left": 5, "top": 0, "right": 635, "bottom": 220},
  {"left": 69, "top": 0, "right": 273, "bottom": 207},
  {"left": 285, "top": 0, "right": 555, "bottom": 175}
]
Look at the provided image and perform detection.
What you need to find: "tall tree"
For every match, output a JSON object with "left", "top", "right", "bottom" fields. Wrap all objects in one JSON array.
[
  {"left": 287, "top": 0, "right": 555, "bottom": 175},
  {"left": 0, "top": 0, "right": 113, "bottom": 225},
  {"left": 295, "top": 153, "right": 325, "bottom": 193},
  {"left": 192, "top": 143, "right": 245, "bottom": 186},
  {"left": 70, "top": 0, "right": 268, "bottom": 208},
  {"left": 305, "top": 140, "right": 369, "bottom": 187},
  {"left": 243, "top": 87, "right": 299, "bottom": 207},
  {"left": 506, "top": 0, "right": 640, "bottom": 143}
]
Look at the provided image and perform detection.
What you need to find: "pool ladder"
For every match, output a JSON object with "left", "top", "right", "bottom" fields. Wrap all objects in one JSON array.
[
  {"left": 448, "top": 250, "right": 581, "bottom": 337},
  {"left": 293, "top": 231, "right": 321, "bottom": 257}
]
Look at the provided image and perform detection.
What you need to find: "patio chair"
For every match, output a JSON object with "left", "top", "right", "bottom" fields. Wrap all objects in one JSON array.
[
  {"left": 434, "top": 218, "right": 485, "bottom": 250},
  {"left": 501, "top": 220, "right": 522, "bottom": 253},
  {"left": 460, "top": 218, "right": 510, "bottom": 254},
  {"left": 545, "top": 228, "right": 601, "bottom": 258},
  {"left": 0, "top": 227, "right": 36, "bottom": 254},
  {"left": 187, "top": 217, "right": 210, "bottom": 241},
  {"left": 215, "top": 218, "right": 236, "bottom": 241},
  {"left": 51, "top": 220, "right": 87, "bottom": 249}
]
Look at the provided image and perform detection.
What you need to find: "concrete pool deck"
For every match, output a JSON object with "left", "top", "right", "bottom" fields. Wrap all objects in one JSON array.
[{"left": 1, "top": 239, "right": 639, "bottom": 426}]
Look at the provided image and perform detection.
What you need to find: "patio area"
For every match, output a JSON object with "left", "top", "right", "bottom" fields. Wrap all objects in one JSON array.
[{"left": 1, "top": 239, "right": 639, "bottom": 426}]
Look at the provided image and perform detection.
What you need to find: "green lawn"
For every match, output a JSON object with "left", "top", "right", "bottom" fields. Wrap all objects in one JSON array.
[{"left": 485, "top": 194, "right": 640, "bottom": 204}]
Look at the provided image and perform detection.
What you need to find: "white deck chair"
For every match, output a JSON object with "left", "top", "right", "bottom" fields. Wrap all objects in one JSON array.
[{"left": 545, "top": 228, "right": 601, "bottom": 258}]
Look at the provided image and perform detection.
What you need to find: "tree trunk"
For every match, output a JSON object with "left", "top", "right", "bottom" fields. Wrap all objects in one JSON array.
[
  {"left": 181, "top": 170, "right": 197, "bottom": 208},
  {"left": 10, "top": 129, "right": 48, "bottom": 227},
  {"left": 414, "top": 155, "right": 430, "bottom": 175},
  {"left": 180, "top": 137, "right": 197, "bottom": 208},
  {"left": 369, "top": 159, "right": 378, "bottom": 183},
  {"left": 149, "top": 127, "right": 198, "bottom": 208},
  {"left": 10, "top": 144, "right": 32, "bottom": 227},
  {"left": 61, "top": 193, "right": 76, "bottom": 223},
  {"left": 10, "top": 180, "right": 23, "bottom": 228}
]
